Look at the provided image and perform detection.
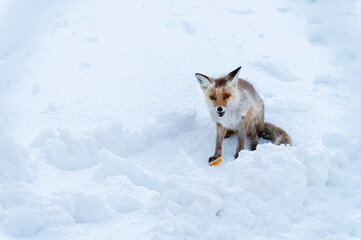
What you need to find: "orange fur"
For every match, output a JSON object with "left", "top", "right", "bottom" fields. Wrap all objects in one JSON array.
[{"left": 208, "top": 89, "right": 232, "bottom": 107}]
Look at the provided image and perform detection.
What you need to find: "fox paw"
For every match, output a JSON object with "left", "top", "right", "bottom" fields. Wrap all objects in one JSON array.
[
  {"left": 234, "top": 152, "right": 239, "bottom": 159},
  {"left": 208, "top": 156, "right": 218, "bottom": 163}
]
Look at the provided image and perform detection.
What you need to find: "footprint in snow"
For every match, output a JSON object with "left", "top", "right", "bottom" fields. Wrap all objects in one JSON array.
[
  {"left": 230, "top": 9, "right": 254, "bottom": 15},
  {"left": 308, "top": 34, "right": 328, "bottom": 47},
  {"left": 277, "top": 7, "right": 293, "bottom": 13},
  {"left": 307, "top": 16, "right": 324, "bottom": 25},
  {"left": 253, "top": 61, "right": 300, "bottom": 82},
  {"left": 32, "top": 83, "right": 40, "bottom": 95},
  {"left": 171, "top": 11, "right": 190, "bottom": 17},
  {"left": 180, "top": 21, "right": 195, "bottom": 34},
  {"left": 83, "top": 37, "right": 98, "bottom": 43},
  {"left": 313, "top": 75, "right": 340, "bottom": 87},
  {"left": 42, "top": 103, "right": 64, "bottom": 113},
  {"left": 79, "top": 61, "right": 91, "bottom": 70}
]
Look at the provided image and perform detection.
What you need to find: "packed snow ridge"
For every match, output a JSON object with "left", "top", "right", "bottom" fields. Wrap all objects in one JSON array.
[{"left": 1, "top": 114, "right": 361, "bottom": 239}]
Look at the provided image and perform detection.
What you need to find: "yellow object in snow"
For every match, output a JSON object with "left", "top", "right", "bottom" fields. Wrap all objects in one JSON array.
[{"left": 209, "top": 157, "right": 223, "bottom": 166}]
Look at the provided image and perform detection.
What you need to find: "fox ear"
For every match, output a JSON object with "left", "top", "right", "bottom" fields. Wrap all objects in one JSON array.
[
  {"left": 228, "top": 66, "right": 242, "bottom": 85},
  {"left": 195, "top": 73, "right": 211, "bottom": 89}
]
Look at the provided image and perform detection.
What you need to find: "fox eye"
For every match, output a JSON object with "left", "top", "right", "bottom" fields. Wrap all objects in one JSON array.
[
  {"left": 224, "top": 94, "right": 231, "bottom": 99},
  {"left": 210, "top": 95, "right": 216, "bottom": 100}
]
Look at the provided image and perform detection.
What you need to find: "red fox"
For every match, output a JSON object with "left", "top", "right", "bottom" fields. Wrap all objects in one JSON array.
[{"left": 195, "top": 66, "right": 292, "bottom": 163}]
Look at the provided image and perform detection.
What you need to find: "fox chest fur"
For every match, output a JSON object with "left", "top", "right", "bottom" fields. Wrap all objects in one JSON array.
[{"left": 206, "top": 90, "right": 260, "bottom": 131}]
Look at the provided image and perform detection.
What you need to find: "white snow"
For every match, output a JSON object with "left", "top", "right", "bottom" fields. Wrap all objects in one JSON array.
[
  {"left": 70, "top": 193, "right": 113, "bottom": 223},
  {"left": 30, "top": 128, "right": 98, "bottom": 170},
  {"left": 1, "top": 0, "right": 361, "bottom": 239},
  {"left": 0, "top": 136, "right": 31, "bottom": 182}
]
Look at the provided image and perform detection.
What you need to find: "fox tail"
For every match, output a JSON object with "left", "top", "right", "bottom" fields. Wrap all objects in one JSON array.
[{"left": 258, "top": 122, "right": 293, "bottom": 146}]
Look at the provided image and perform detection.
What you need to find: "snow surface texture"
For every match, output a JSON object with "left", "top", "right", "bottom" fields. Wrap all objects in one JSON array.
[{"left": 1, "top": 0, "right": 361, "bottom": 239}]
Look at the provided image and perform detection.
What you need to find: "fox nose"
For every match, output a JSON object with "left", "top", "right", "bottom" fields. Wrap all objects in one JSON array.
[{"left": 217, "top": 107, "right": 223, "bottom": 112}]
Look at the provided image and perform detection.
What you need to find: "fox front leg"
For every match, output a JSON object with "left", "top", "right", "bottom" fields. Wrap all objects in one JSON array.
[
  {"left": 209, "top": 123, "right": 227, "bottom": 163},
  {"left": 234, "top": 118, "right": 247, "bottom": 159}
]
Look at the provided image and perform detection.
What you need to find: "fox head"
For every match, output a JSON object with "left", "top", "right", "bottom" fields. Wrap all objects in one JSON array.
[{"left": 195, "top": 66, "right": 241, "bottom": 118}]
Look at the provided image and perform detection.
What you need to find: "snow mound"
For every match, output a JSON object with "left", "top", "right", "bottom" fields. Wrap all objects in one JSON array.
[
  {"left": 92, "top": 124, "right": 148, "bottom": 158},
  {"left": 1, "top": 187, "right": 72, "bottom": 237},
  {"left": 293, "top": 145, "right": 330, "bottom": 186},
  {"left": 93, "top": 149, "right": 163, "bottom": 192},
  {"left": 322, "top": 131, "right": 351, "bottom": 149},
  {"left": 65, "top": 193, "right": 114, "bottom": 223},
  {"left": 143, "top": 111, "right": 197, "bottom": 140},
  {"left": 93, "top": 111, "right": 196, "bottom": 158},
  {"left": 149, "top": 143, "right": 337, "bottom": 239},
  {"left": 104, "top": 189, "right": 142, "bottom": 213},
  {"left": 150, "top": 174, "right": 224, "bottom": 239},
  {"left": 0, "top": 135, "right": 31, "bottom": 182},
  {"left": 226, "top": 144, "right": 307, "bottom": 210},
  {"left": 30, "top": 128, "right": 98, "bottom": 170},
  {"left": 4, "top": 110, "right": 355, "bottom": 239},
  {"left": 29, "top": 111, "right": 196, "bottom": 172},
  {"left": 222, "top": 144, "right": 307, "bottom": 235},
  {"left": 5, "top": 204, "right": 72, "bottom": 237},
  {"left": 168, "top": 149, "right": 207, "bottom": 177},
  {"left": 323, "top": 132, "right": 361, "bottom": 161}
]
